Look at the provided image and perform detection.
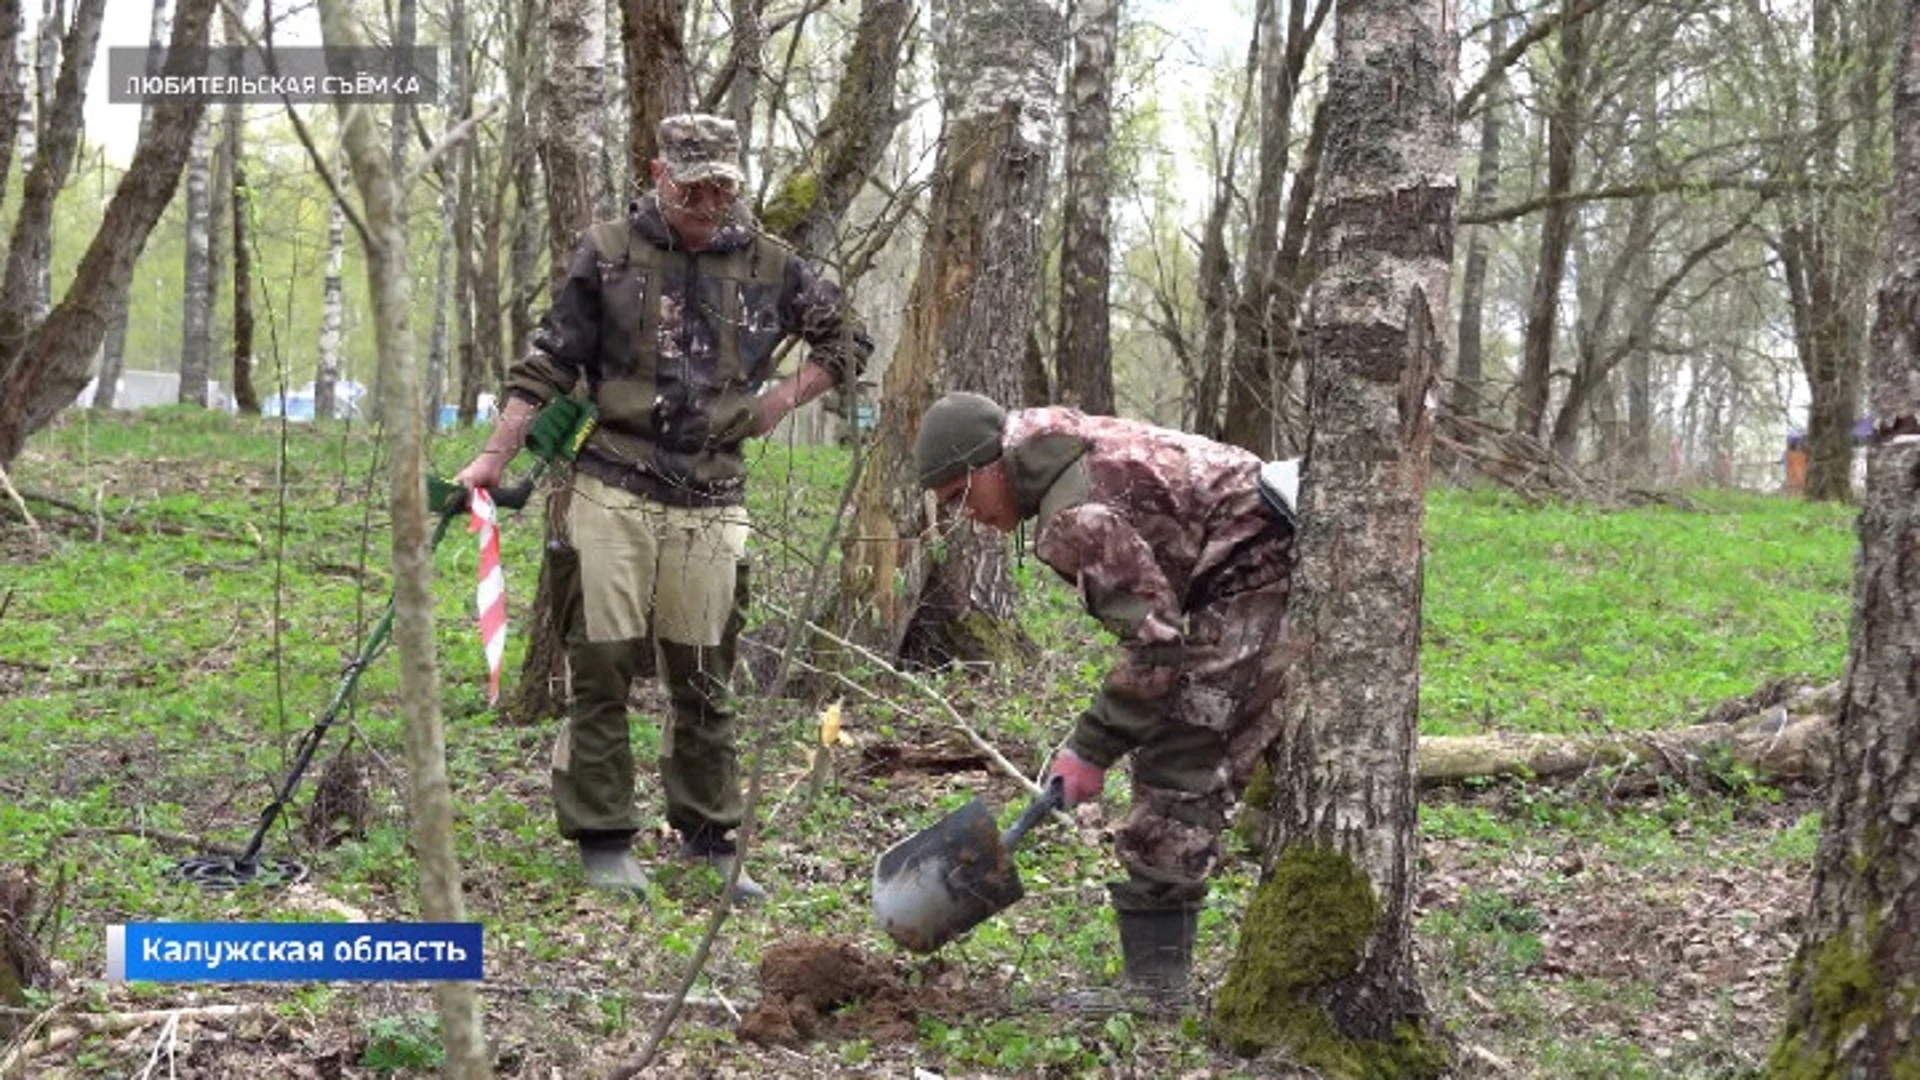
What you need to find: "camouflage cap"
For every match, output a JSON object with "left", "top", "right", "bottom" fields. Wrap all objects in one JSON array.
[
  {"left": 657, "top": 113, "right": 746, "bottom": 186},
  {"left": 915, "top": 392, "right": 1007, "bottom": 490}
]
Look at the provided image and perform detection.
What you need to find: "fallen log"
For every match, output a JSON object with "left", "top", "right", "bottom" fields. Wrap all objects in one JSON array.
[
  {"left": 0, "top": 1003, "right": 269, "bottom": 1079},
  {"left": 1417, "top": 682, "right": 1840, "bottom": 787}
]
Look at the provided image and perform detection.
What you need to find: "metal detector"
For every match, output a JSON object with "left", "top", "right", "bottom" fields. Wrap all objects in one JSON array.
[{"left": 172, "top": 475, "right": 538, "bottom": 891}]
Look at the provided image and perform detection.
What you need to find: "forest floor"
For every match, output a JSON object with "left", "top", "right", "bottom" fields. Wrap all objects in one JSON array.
[{"left": 0, "top": 409, "right": 1850, "bottom": 1078}]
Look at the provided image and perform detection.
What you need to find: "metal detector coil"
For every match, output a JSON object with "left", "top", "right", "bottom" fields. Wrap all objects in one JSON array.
[
  {"left": 170, "top": 855, "right": 309, "bottom": 891},
  {"left": 171, "top": 473, "right": 539, "bottom": 892}
]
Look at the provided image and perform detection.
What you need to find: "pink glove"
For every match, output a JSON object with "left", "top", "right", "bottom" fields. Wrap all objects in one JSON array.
[{"left": 1047, "top": 748, "right": 1107, "bottom": 807}]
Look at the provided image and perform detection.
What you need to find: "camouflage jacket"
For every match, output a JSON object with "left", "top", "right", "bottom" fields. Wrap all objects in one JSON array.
[
  {"left": 999, "top": 408, "right": 1292, "bottom": 767},
  {"left": 505, "top": 192, "right": 872, "bottom": 506}
]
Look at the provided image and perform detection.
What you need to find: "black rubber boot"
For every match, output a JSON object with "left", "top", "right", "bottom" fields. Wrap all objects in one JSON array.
[{"left": 1118, "top": 906, "right": 1197, "bottom": 999}]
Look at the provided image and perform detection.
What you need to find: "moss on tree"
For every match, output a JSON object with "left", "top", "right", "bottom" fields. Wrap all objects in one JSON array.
[
  {"left": 760, "top": 170, "right": 820, "bottom": 239},
  {"left": 1766, "top": 917, "right": 1920, "bottom": 1080},
  {"left": 1213, "top": 846, "right": 1448, "bottom": 1078}
]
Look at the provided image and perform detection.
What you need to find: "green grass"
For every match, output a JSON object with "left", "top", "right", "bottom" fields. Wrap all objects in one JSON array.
[
  {"left": 0, "top": 409, "right": 1860, "bottom": 1077},
  {"left": 1422, "top": 487, "right": 1854, "bottom": 735}
]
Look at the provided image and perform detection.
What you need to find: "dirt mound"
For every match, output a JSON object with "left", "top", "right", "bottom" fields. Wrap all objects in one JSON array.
[{"left": 737, "top": 936, "right": 970, "bottom": 1048}]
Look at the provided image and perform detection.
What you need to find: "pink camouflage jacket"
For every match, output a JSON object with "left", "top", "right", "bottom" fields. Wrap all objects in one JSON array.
[{"left": 998, "top": 408, "right": 1292, "bottom": 767}]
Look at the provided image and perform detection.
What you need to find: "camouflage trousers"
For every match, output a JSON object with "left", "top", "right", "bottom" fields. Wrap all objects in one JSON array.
[
  {"left": 1110, "top": 536, "right": 1292, "bottom": 913},
  {"left": 550, "top": 473, "right": 753, "bottom": 848}
]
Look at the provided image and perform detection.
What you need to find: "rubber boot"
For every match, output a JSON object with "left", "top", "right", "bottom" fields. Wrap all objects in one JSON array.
[{"left": 1118, "top": 907, "right": 1197, "bottom": 1002}]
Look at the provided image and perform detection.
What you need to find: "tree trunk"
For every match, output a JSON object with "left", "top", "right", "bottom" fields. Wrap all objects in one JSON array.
[
  {"left": 427, "top": 215, "right": 451, "bottom": 426},
  {"left": 222, "top": 1, "right": 255, "bottom": 415},
  {"left": 1777, "top": 0, "right": 1892, "bottom": 504},
  {"left": 11, "top": 21, "right": 29, "bottom": 213},
  {"left": 25, "top": 0, "right": 57, "bottom": 321},
  {"left": 841, "top": 0, "right": 1063, "bottom": 664},
  {"left": 599, "top": 0, "right": 623, "bottom": 208},
  {"left": 1514, "top": 0, "right": 1582, "bottom": 440},
  {"left": 0, "top": 0, "right": 99, "bottom": 357},
  {"left": 1053, "top": 0, "right": 1118, "bottom": 415},
  {"left": 206, "top": 65, "right": 229, "bottom": 413},
  {"left": 620, "top": 0, "right": 688, "bottom": 183},
  {"left": 547, "top": 0, "right": 610, "bottom": 278},
  {"left": 1418, "top": 706, "right": 1835, "bottom": 787},
  {"left": 316, "top": 177, "right": 345, "bottom": 419},
  {"left": 762, "top": 0, "right": 909, "bottom": 261},
  {"left": 1221, "top": 0, "right": 1308, "bottom": 456},
  {"left": 1767, "top": 0, "right": 1920, "bottom": 1067},
  {"left": 1216, "top": 0, "right": 1452, "bottom": 1064},
  {"left": 390, "top": 0, "right": 415, "bottom": 174},
  {"left": 452, "top": 0, "right": 480, "bottom": 425},
  {"left": 1452, "top": 0, "right": 1504, "bottom": 421},
  {"left": 0, "top": 0, "right": 213, "bottom": 468},
  {"left": 512, "top": 0, "right": 612, "bottom": 726},
  {"left": 93, "top": 0, "right": 167, "bottom": 414},
  {"left": 230, "top": 147, "right": 256, "bottom": 414},
  {"left": 0, "top": 0, "right": 24, "bottom": 223},
  {"left": 726, "top": 0, "right": 757, "bottom": 170},
  {"left": 315, "top": 0, "right": 492, "bottom": 1073},
  {"left": 505, "top": 0, "right": 542, "bottom": 360},
  {"left": 177, "top": 114, "right": 212, "bottom": 406},
  {"left": 1190, "top": 114, "right": 1239, "bottom": 438},
  {"left": 474, "top": 170, "right": 505, "bottom": 396}
]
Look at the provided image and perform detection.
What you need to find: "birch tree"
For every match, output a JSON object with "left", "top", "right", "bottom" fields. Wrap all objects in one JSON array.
[
  {"left": 842, "top": 0, "right": 1064, "bottom": 661},
  {"left": 1766, "top": 0, "right": 1920, "bottom": 1066},
  {"left": 313, "top": 0, "right": 492, "bottom": 1074},
  {"left": 1215, "top": 0, "right": 1453, "bottom": 1063},
  {"left": 0, "top": 3, "right": 23, "bottom": 217},
  {"left": 1053, "top": 0, "right": 1118, "bottom": 414},
  {"left": 316, "top": 161, "right": 346, "bottom": 419},
  {"left": 177, "top": 114, "right": 213, "bottom": 406},
  {"left": 25, "top": 0, "right": 55, "bottom": 320},
  {"left": 510, "top": 0, "right": 613, "bottom": 724},
  {"left": 0, "top": 0, "right": 214, "bottom": 466}
]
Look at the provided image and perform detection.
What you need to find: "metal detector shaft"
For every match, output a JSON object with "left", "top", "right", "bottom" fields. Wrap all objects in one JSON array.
[{"left": 232, "top": 475, "right": 538, "bottom": 868}]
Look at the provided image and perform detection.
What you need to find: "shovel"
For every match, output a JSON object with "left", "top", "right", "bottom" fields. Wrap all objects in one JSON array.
[{"left": 872, "top": 777, "right": 1065, "bottom": 953}]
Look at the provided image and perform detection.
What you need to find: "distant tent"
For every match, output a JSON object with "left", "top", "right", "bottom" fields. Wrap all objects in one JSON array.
[
  {"left": 262, "top": 381, "right": 369, "bottom": 421},
  {"left": 75, "top": 370, "right": 235, "bottom": 413},
  {"left": 436, "top": 393, "right": 498, "bottom": 430}
]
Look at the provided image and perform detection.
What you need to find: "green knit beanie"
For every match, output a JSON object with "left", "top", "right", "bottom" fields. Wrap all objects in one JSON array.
[{"left": 915, "top": 391, "right": 1007, "bottom": 490}]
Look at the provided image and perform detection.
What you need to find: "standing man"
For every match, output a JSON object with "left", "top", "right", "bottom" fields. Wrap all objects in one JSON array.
[
  {"left": 913, "top": 391, "right": 1295, "bottom": 1001},
  {"left": 458, "top": 114, "right": 872, "bottom": 902}
]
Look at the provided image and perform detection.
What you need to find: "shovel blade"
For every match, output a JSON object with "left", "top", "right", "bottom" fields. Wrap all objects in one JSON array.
[{"left": 872, "top": 796, "right": 1025, "bottom": 954}]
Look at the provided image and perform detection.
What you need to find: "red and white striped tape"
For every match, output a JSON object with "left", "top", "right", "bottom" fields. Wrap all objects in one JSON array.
[{"left": 468, "top": 487, "right": 506, "bottom": 705}]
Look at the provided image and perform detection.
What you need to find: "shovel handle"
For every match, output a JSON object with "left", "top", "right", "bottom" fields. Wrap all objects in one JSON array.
[{"left": 999, "top": 776, "right": 1065, "bottom": 853}]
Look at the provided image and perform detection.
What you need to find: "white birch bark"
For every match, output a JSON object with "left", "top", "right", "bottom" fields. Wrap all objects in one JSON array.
[
  {"left": 176, "top": 113, "right": 212, "bottom": 406},
  {"left": 1219, "top": 0, "right": 1455, "bottom": 1060},
  {"left": 1053, "top": 0, "right": 1119, "bottom": 414},
  {"left": 1770, "top": 0, "right": 1920, "bottom": 1064},
  {"left": 315, "top": 166, "right": 346, "bottom": 420}
]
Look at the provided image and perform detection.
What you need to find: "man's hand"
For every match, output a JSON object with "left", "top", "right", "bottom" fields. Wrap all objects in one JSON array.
[
  {"left": 1046, "top": 747, "right": 1107, "bottom": 807},
  {"left": 455, "top": 396, "right": 538, "bottom": 490},
  {"left": 454, "top": 450, "right": 510, "bottom": 492},
  {"left": 753, "top": 361, "right": 839, "bottom": 437}
]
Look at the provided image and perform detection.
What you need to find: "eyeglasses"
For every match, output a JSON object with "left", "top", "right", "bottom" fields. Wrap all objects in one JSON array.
[{"left": 666, "top": 177, "right": 740, "bottom": 206}]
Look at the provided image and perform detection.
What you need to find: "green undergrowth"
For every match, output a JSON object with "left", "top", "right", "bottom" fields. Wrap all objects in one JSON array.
[{"left": 0, "top": 410, "right": 1859, "bottom": 1077}]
